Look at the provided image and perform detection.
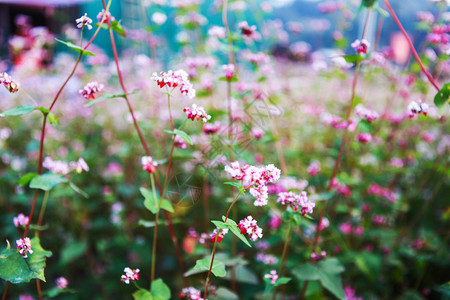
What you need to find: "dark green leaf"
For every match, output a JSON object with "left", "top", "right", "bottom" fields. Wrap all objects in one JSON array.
[
  {"left": 60, "top": 241, "right": 86, "bottom": 265},
  {"left": 29, "top": 173, "right": 68, "bottom": 191},
  {"left": 0, "top": 105, "right": 36, "bottom": 117},
  {"left": 362, "top": 0, "right": 377, "bottom": 7},
  {"left": 55, "top": 38, "right": 95, "bottom": 56},
  {"left": 191, "top": 258, "right": 226, "bottom": 277},
  {"left": 434, "top": 82, "right": 449, "bottom": 116}
]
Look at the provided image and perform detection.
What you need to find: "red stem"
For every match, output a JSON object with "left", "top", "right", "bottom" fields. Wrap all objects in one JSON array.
[{"left": 383, "top": 0, "right": 440, "bottom": 92}]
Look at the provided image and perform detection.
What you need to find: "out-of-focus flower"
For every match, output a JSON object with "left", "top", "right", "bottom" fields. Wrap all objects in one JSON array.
[
  {"left": 277, "top": 191, "right": 315, "bottom": 214},
  {"left": 120, "top": 267, "right": 139, "bottom": 284},
  {"left": 79, "top": 81, "right": 104, "bottom": 99},
  {"left": 179, "top": 287, "right": 203, "bottom": 300},
  {"left": 97, "top": 9, "right": 115, "bottom": 23},
  {"left": 238, "top": 21, "right": 257, "bottom": 39},
  {"left": 16, "top": 237, "right": 33, "bottom": 258},
  {"left": 318, "top": 1, "right": 343, "bottom": 13},
  {"left": 354, "top": 104, "right": 379, "bottom": 122},
  {"left": 0, "top": 72, "right": 20, "bottom": 93},
  {"left": 408, "top": 101, "right": 429, "bottom": 118},
  {"left": 238, "top": 216, "right": 263, "bottom": 241},
  {"left": 416, "top": 11, "right": 435, "bottom": 23},
  {"left": 203, "top": 122, "right": 219, "bottom": 134},
  {"left": 43, "top": 157, "right": 70, "bottom": 175},
  {"left": 356, "top": 133, "right": 372, "bottom": 144},
  {"left": 76, "top": 13, "right": 93, "bottom": 30},
  {"left": 151, "top": 69, "right": 196, "bottom": 99},
  {"left": 311, "top": 250, "right": 327, "bottom": 261},
  {"left": 208, "top": 25, "right": 226, "bottom": 38},
  {"left": 141, "top": 156, "right": 158, "bottom": 174},
  {"left": 344, "top": 286, "right": 362, "bottom": 300},
  {"left": 174, "top": 135, "right": 188, "bottom": 149},
  {"left": 13, "top": 213, "right": 29, "bottom": 227},
  {"left": 251, "top": 128, "right": 264, "bottom": 140},
  {"left": 307, "top": 160, "right": 321, "bottom": 176},
  {"left": 351, "top": 39, "right": 370, "bottom": 55},
  {"left": 70, "top": 158, "right": 89, "bottom": 173},
  {"left": 264, "top": 270, "right": 279, "bottom": 284},
  {"left": 152, "top": 12, "right": 167, "bottom": 25},
  {"left": 56, "top": 277, "right": 68, "bottom": 289},
  {"left": 222, "top": 64, "right": 235, "bottom": 80},
  {"left": 184, "top": 104, "right": 211, "bottom": 122}
]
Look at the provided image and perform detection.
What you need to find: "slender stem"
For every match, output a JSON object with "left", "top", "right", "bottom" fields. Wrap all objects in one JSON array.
[
  {"left": 204, "top": 190, "right": 243, "bottom": 298},
  {"left": 36, "top": 279, "right": 42, "bottom": 300},
  {"left": 83, "top": 0, "right": 112, "bottom": 50},
  {"left": 273, "top": 216, "right": 294, "bottom": 300},
  {"left": 36, "top": 190, "right": 50, "bottom": 236},
  {"left": 150, "top": 174, "right": 159, "bottom": 284},
  {"left": 1, "top": 282, "right": 10, "bottom": 300},
  {"left": 383, "top": 0, "right": 440, "bottom": 92}
]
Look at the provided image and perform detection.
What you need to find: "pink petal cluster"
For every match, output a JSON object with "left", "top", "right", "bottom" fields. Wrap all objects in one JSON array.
[
  {"left": 368, "top": 184, "right": 398, "bottom": 202},
  {"left": 203, "top": 122, "right": 219, "bottom": 134},
  {"left": 416, "top": 11, "right": 435, "bottom": 23},
  {"left": 225, "top": 162, "right": 281, "bottom": 206},
  {"left": 237, "top": 216, "right": 263, "bottom": 241},
  {"left": 307, "top": 160, "right": 321, "bottom": 176},
  {"left": 277, "top": 191, "right": 315, "bottom": 215},
  {"left": 56, "top": 277, "right": 69, "bottom": 289},
  {"left": 264, "top": 270, "right": 279, "bottom": 284},
  {"left": 251, "top": 127, "right": 264, "bottom": 140},
  {"left": 318, "top": 1, "right": 344, "bottom": 14},
  {"left": 186, "top": 56, "right": 216, "bottom": 69},
  {"left": 344, "top": 286, "right": 362, "bottom": 300},
  {"left": 210, "top": 228, "right": 228, "bottom": 243},
  {"left": 354, "top": 104, "right": 379, "bottom": 122},
  {"left": 208, "top": 26, "right": 226, "bottom": 39},
  {"left": 426, "top": 24, "right": 449, "bottom": 45},
  {"left": 151, "top": 69, "right": 196, "bottom": 99},
  {"left": 331, "top": 178, "right": 351, "bottom": 198},
  {"left": 222, "top": 64, "right": 236, "bottom": 80},
  {"left": 120, "top": 267, "right": 139, "bottom": 284},
  {"left": 141, "top": 156, "right": 158, "bottom": 174},
  {"left": 238, "top": 21, "right": 257, "bottom": 38},
  {"left": 351, "top": 39, "right": 370, "bottom": 55},
  {"left": 184, "top": 104, "right": 211, "bottom": 122},
  {"left": 43, "top": 157, "right": 89, "bottom": 175},
  {"left": 75, "top": 13, "right": 93, "bottom": 30},
  {"left": 69, "top": 158, "right": 90, "bottom": 173},
  {"left": 0, "top": 72, "right": 20, "bottom": 93},
  {"left": 408, "top": 101, "right": 429, "bottom": 118},
  {"left": 339, "top": 222, "right": 364, "bottom": 236},
  {"left": 311, "top": 250, "right": 327, "bottom": 261},
  {"left": 97, "top": 9, "right": 115, "bottom": 23},
  {"left": 79, "top": 81, "right": 104, "bottom": 100},
  {"left": 13, "top": 213, "right": 29, "bottom": 227},
  {"left": 356, "top": 133, "right": 372, "bottom": 144},
  {"left": 16, "top": 237, "right": 33, "bottom": 258},
  {"left": 174, "top": 135, "right": 188, "bottom": 149},
  {"left": 242, "top": 50, "right": 270, "bottom": 65},
  {"left": 179, "top": 287, "right": 204, "bottom": 300}
]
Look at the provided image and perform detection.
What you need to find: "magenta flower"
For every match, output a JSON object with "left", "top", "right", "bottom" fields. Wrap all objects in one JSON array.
[
  {"left": 264, "top": 270, "right": 279, "bottom": 284},
  {"left": 222, "top": 64, "right": 235, "bottom": 80},
  {"left": 210, "top": 228, "right": 228, "bottom": 243},
  {"left": 0, "top": 72, "right": 20, "bottom": 93},
  {"left": 277, "top": 191, "right": 315, "bottom": 215},
  {"left": 16, "top": 237, "right": 33, "bottom": 258},
  {"left": 351, "top": 39, "right": 370, "bottom": 55},
  {"left": 307, "top": 160, "right": 321, "bottom": 176},
  {"left": 56, "top": 277, "right": 68, "bottom": 289},
  {"left": 79, "top": 81, "right": 104, "bottom": 100},
  {"left": 238, "top": 21, "right": 257, "bottom": 38},
  {"left": 13, "top": 213, "right": 29, "bottom": 227},
  {"left": 97, "top": 9, "right": 115, "bottom": 23},
  {"left": 141, "top": 156, "right": 158, "bottom": 174},
  {"left": 356, "top": 133, "right": 372, "bottom": 144}
]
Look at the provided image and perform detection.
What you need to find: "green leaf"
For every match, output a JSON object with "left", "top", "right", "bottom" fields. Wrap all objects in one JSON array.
[
  {"left": 292, "top": 264, "right": 320, "bottom": 281},
  {"left": 209, "top": 287, "right": 238, "bottom": 300},
  {"left": 434, "top": 83, "right": 449, "bottom": 116},
  {"left": 192, "top": 258, "right": 226, "bottom": 277},
  {"left": 174, "top": 129, "right": 193, "bottom": 145},
  {"left": 0, "top": 105, "right": 36, "bottom": 117},
  {"left": 317, "top": 258, "right": 345, "bottom": 274},
  {"left": 36, "top": 107, "right": 49, "bottom": 114},
  {"left": 223, "top": 182, "right": 242, "bottom": 189},
  {"left": 222, "top": 217, "right": 252, "bottom": 248},
  {"left": 111, "top": 20, "right": 126, "bottom": 37},
  {"left": 60, "top": 241, "right": 87, "bottom": 265},
  {"left": 211, "top": 220, "right": 229, "bottom": 230},
  {"left": 274, "top": 277, "right": 291, "bottom": 286},
  {"left": 55, "top": 38, "right": 95, "bottom": 56},
  {"left": 0, "top": 238, "right": 52, "bottom": 284},
  {"left": 160, "top": 199, "right": 174, "bottom": 213},
  {"left": 83, "top": 90, "right": 139, "bottom": 107},
  {"left": 343, "top": 54, "right": 366, "bottom": 64},
  {"left": 140, "top": 187, "right": 160, "bottom": 214},
  {"left": 223, "top": 265, "right": 258, "bottom": 284},
  {"left": 362, "top": 0, "right": 377, "bottom": 7},
  {"left": 18, "top": 173, "right": 38, "bottom": 186},
  {"left": 29, "top": 173, "right": 68, "bottom": 191},
  {"left": 69, "top": 182, "right": 89, "bottom": 198},
  {"left": 151, "top": 278, "right": 171, "bottom": 300},
  {"left": 48, "top": 113, "right": 59, "bottom": 126},
  {"left": 133, "top": 289, "right": 153, "bottom": 300},
  {"left": 315, "top": 268, "right": 346, "bottom": 300}
]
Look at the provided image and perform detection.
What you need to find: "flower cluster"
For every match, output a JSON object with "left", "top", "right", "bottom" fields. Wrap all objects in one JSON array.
[
  {"left": 307, "top": 160, "right": 321, "bottom": 176},
  {"left": 208, "top": 26, "right": 226, "bottom": 39},
  {"left": 277, "top": 191, "right": 315, "bottom": 215},
  {"left": 56, "top": 277, "right": 69, "bottom": 289},
  {"left": 339, "top": 222, "right": 364, "bottom": 236},
  {"left": 237, "top": 216, "right": 263, "bottom": 241},
  {"left": 174, "top": 135, "right": 188, "bottom": 149},
  {"left": 241, "top": 50, "right": 270, "bottom": 65},
  {"left": 222, "top": 64, "right": 235, "bottom": 80},
  {"left": 186, "top": 56, "right": 216, "bottom": 70},
  {"left": 256, "top": 252, "right": 278, "bottom": 265},
  {"left": 318, "top": 1, "right": 344, "bottom": 14},
  {"left": 43, "top": 157, "right": 89, "bottom": 175},
  {"left": 368, "top": 184, "right": 398, "bottom": 202},
  {"left": 203, "top": 122, "right": 219, "bottom": 134},
  {"left": 13, "top": 213, "right": 29, "bottom": 227},
  {"left": 426, "top": 24, "right": 449, "bottom": 45},
  {"left": 184, "top": 104, "right": 211, "bottom": 122},
  {"left": 354, "top": 104, "right": 379, "bottom": 122},
  {"left": 330, "top": 178, "right": 351, "bottom": 198},
  {"left": 210, "top": 228, "right": 229, "bottom": 243},
  {"left": 151, "top": 70, "right": 196, "bottom": 99},
  {"left": 179, "top": 287, "right": 203, "bottom": 300},
  {"left": 120, "top": 267, "right": 140, "bottom": 284},
  {"left": 16, "top": 237, "right": 33, "bottom": 258},
  {"left": 311, "top": 250, "right": 327, "bottom": 261},
  {"left": 264, "top": 270, "right": 279, "bottom": 284},
  {"left": 356, "top": 133, "right": 372, "bottom": 144},
  {"left": 351, "top": 39, "right": 370, "bottom": 55},
  {"left": 238, "top": 21, "right": 257, "bottom": 38},
  {"left": 76, "top": 13, "right": 93, "bottom": 30},
  {"left": 408, "top": 101, "right": 429, "bottom": 118},
  {"left": 79, "top": 81, "right": 104, "bottom": 99},
  {"left": 225, "top": 162, "right": 281, "bottom": 206},
  {"left": 97, "top": 9, "right": 115, "bottom": 23},
  {"left": 0, "top": 72, "right": 20, "bottom": 93},
  {"left": 141, "top": 156, "right": 158, "bottom": 174}
]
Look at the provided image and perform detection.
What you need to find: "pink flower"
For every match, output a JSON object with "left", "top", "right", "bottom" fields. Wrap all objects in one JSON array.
[
  {"left": 256, "top": 252, "right": 278, "bottom": 265},
  {"left": 184, "top": 104, "right": 211, "bottom": 122},
  {"left": 79, "top": 81, "right": 104, "bottom": 99},
  {"left": 16, "top": 237, "right": 33, "bottom": 258},
  {"left": 151, "top": 69, "right": 196, "bottom": 99},
  {"left": 222, "top": 64, "right": 235, "bottom": 80},
  {"left": 277, "top": 191, "right": 315, "bottom": 215},
  {"left": 56, "top": 277, "right": 68, "bottom": 289},
  {"left": 97, "top": 9, "right": 115, "bottom": 23},
  {"left": 238, "top": 21, "right": 257, "bottom": 38},
  {"left": 208, "top": 26, "right": 226, "bottom": 39},
  {"left": 408, "top": 101, "right": 429, "bottom": 118},
  {"left": 237, "top": 216, "right": 263, "bottom": 241},
  {"left": 70, "top": 158, "right": 89, "bottom": 173},
  {"left": 251, "top": 127, "right": 264, "bottom": 140},
  {"left": 180, "top": 287, "right": 203, "bottom": 300},
  {"left": 351, "top": 39, "right": 370, "bottom": 55},
  {"left": 339, "top": 223, "right": 353, "bottom": 235},
  {"left": 241, "top": 50, "right": 270, "bottom": 65},
  {"left": 0, "top": 72, "right": 20, "bottom": 93},
  {"left": 210, "top": 228, "right": 228, "bottom": 243},
  {"left": 174, "top": 135, "right": 188, "bottom": 149},
  {"left": 203, "top": 122, "right": 219, "bottom": 134},
  {"left": 120, "top": 267, "right": 140, "bottom": 284},
  {"left": 42, "top": 157, "right": 70, "bottom": 175},
  {"left": 356, "top": 133, "right": 372, "bottom": 144},
  {"left": 141, "top": 156, "right": 158, "bottom": 173},
  {"left": 318, "top": 1, "right": 343, "bottom": 14},
  {"left": 372, "top": 215, "right": 385, "bottom": 225},
  {"left": 76, "top": 13, "right": 93, "bottom": 30},
  {"left": 307, "top": 160, "right": 321, "bottom": 176},
  {"left": 151, "top": 12, "right": 167, "bottom": 25},
  {"left": 344, "top": 286, "right": 362, "bottom": 300},
  {"left": 389, "top": 157, "right": 404, "bottom": 168},
  {"left": 268, "top": 216, "right": 282, "bottom": 229},
  {"left": 13, "top": 213, "right": 29, "bottom": 227},
  {"left": 311, "top": 251, "right": 327, "bottom": 261},
  {"left": 354, "top": 104, "right": 379, "bottom": 122},
  {"left": 264, "top": 270, "right": 279, "bottom": 284}
]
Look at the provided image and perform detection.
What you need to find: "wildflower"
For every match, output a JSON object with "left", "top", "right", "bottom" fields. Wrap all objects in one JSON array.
[
  {"left": 222, "top": 64, "right": 235, "bottom": 80},
  {"left": 408, "top": 101, "right": 429, "bottom": 118},
  {"left": 70, "top": 158, "right": 89, "bottom": 173},
  {"left": 250, "top": 184, "right": 269, "bottom": 206},
  {"left": 79, "top": 81, "right": 104, "bottom": 100},
  {"left": 356, "top": 133, "right": 372, "bottom": 144},
  {"left": 120, "top": 267, "right": 140, "bottom": 284},
  {"left": 238, "top": 21, "right": 257, "bottom": 38},
  {"left": 76, "top": 13, "right": 93, "bottom": 30},
  {"left": 351, "top": 39, "right": 370, "bottom": 55},
  {"left": 264, "top": 270, "right": 279, "bottom": 284},
  {"left": 237, "top": 216, "right": 263, "bottom": 241},
  {"left": 354, "top": 104, "right": 379, "bottom": 122},
  {"left": 203, "top": 122, "right": 219, "bottom": 134},
  {"left": 210, "top": 228, "right": 228, "bottom": 243},
  {"left": 256, "top": 252, "right": 278, "bottom": 265},
  {"left": 307, "top": 160, "right": 321, "bottom": 176},
  {"left": 179, "top": 287, "right": 203, "bottom": 300},
  {"left": 184, "top": 104, "right": 211, "bottom": 122},
  {"left": 151, "top": 70, "right": 196, "bottom": 99},
  {"left": 13, "top": 213, "right": 29, "bottom": 227},
  {"left": 372, "top": 215, "right": 385, "bottom": 225},
  {"left": 56, "top": 277, "right": 68, "bottom": 289},
  {"left": 152, "top": 12, "right": 167, "bottom": 25},
  {"left": 277, "top": 191, "right": 315, "bottom": 215},
  {"left": 174, "top": 135, "right": 188, "bottom": 149},
  {"left": 344, "top": 286, "right": 362, "bottom": 300},
  {"left": 43, "top": 157, "right": 71, "bottom": 175},
  {"left": 311, "top": 250, "right": 327, "bottom": 261},
  {"left": 97, "top": 9, "right": 115, "bottom": 23},
  {"left": 250, "top": 127, "right": 264, "bottom": 140},
  {"left": 241, "top": 50, "right": 270, "bottom": 65},
  {"left": 389, "top": 157, "right": 404, "bottom": 168},
  {"left": 208, "top": 25, "right": 226, "bottom": 39},
  {"left": 19, "top": 294, "right": 34, "bottom": 300},
  {"left": 0, "top": 72, "right": 20, "bottom": 93},
  {"left": 16, "top": 237, "right": 33, "bottom": 258},
  {"left": 141, "top": 156, "right": 158, "bottom": 173},
  {"left": 268, "top": 215, "right": 282, "bottom": 229}
]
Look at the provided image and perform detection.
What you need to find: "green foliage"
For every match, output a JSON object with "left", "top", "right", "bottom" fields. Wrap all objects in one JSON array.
[
  {"left": 0, "top": 105, "right": 36, "bottom": 117},
  {"left": 434, "top": 83, "right": 450, "bottom": 116},
  {"left": 55, "top": 38, "right": 95, "bottom": 56},
  {"left": 29, "top": 173, "right": 68, "bottom": 191},
  {"left": 186, "top": 258, "right": 226, "bottom": 277},
  {"left": 164, "top": 129, "right": 193, "bottom": 145}
]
